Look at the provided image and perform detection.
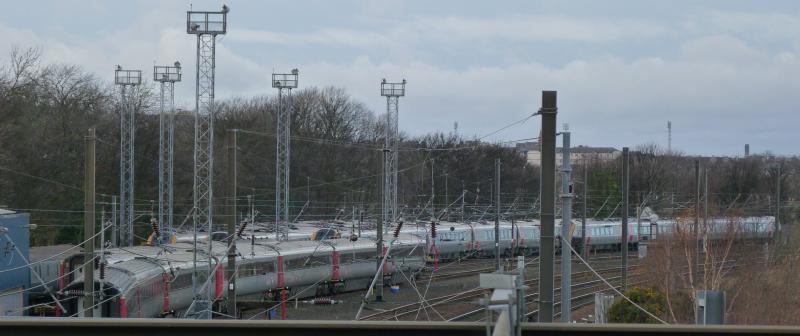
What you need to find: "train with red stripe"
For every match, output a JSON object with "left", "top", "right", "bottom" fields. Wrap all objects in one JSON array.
[{"left": 56, "top": 215, "right": 773, "bottom": 318}]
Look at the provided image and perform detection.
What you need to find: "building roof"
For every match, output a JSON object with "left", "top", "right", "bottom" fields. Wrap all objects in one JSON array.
[{"left": 514, "top": 142, "right": 618, "bottom": 154}]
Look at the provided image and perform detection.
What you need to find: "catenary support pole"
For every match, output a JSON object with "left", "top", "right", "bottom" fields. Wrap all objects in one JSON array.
[
  {"left": 582, "top": 159, "right": 588, "bottom": 259},
  {"left": 538, "top": 91, "right": 557, "bottom": 322},
  {"left": 495, "top": 158, "right": 501, "bottom": 271},
  {"left": 560, "top": 131, "right": 572, "bottom": 322},
  {"left": 226, "top": 129, "right": 238, "bottom": 317},
  {"left": 621, "top": 147, "right": 629, "bottom": 291},
  {"left": 83, "top": 128, "right": 96, "bottom": 317},
  {"left": 694, "top": 159, "right": 700, "bottom": 288},
  {"left": 377, "top": 148, "right": 386, "bottom": 302}
]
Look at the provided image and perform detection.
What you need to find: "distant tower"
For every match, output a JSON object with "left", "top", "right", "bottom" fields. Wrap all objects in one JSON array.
[
  {"left": 453, "top": 121, "right": 459, "bottom": 136},
  {"left": 153, "top": 62, "right": 181, "bottom": 244},
  {"left": 114, "top": 66, "right": 142, "bottom": 247},
  {"left": 667, "top": 121, "right": 672, "bottom": 153},
  {"left": 745, "top": 144, "right": 750, "bottom": 157},
  {"left": 272, "top": 69, "right": 299, "bottom": 241},
  {"left": 381, "top": 79, "right": 407, "bottom": 229}
]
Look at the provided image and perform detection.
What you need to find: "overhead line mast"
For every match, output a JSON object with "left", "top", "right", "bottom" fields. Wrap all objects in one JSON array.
[{"left": 187, "top": 5, "right": 228, "bottom": 320}]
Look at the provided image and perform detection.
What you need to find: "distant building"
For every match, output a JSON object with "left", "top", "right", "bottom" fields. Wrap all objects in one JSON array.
[
  {"left": 515, "top": 141, "right": 621, "bottom": 167},
  {"left": 0, "top": 209, "right": 31, "bottom": 317}
]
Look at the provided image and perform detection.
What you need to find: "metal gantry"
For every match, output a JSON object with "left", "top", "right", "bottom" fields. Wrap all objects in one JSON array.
[
  {"left": 187, "top": 5, "right": 228, "bottom": 320},
  {"left": 114, "top": 66, "right": 142, "bottom": 247},
  {"left": 272, "top": 70, "right": 299, "bottom": 241},
  {"left": 380, "top": 79, "right": 406, "bottom": 231},
  {"left": 154, "top": 62, "right": 181, "bottom": 244}
]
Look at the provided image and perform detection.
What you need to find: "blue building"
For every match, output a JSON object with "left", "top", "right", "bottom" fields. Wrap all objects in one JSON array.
[{"left": 0, "top": 209, "right": 31, "bottom": 316}]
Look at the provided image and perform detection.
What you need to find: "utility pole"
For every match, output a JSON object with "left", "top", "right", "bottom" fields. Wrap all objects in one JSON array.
[
  {"left": 703, "top": 167, "right": 709, "bottom": 288},
  {"left": 560, "top": 131, "right": 572, "bottom": 322},
  {"left": 621, "top": 147, "right": 629, "bottom": 291},
  {"left": 694, "top": 160, "right": 700, "bottom": 288},
  {"left": 538, "top": 90, "right": 557, "bottom": 322},
  {"left": 582, "top": 160, "right": 588, "bottom": 259},
  {"left": 154, "top": 62, "right": 181, "bottom": 244},
  {"left": 226, "top": 129, "right": 238, "bottom": 316},
  {"left": 114, "top": 66, "right": 141, "bottom": 247},
  {"left": 375, "top": 220, "right": 383, "bottom": 303},
  {"left": 461, "top": 181, "right": 466, "bottom": 223},
  {"left": 381, "top": 78, "right": 406, "bottom": 232},
  {"left": 273, "top": 69, "right": 299, "bottom": 241},
  {"left": 111, "top": 195, "right": 118, "bottom": 248},
  {"left": 495, "top": 158, "right": 501, "bottom": 271},
  {"left": 187, "top": 5, "right": 228, "bottom": 320},
  {"left": 776, "top": 164, "right": 782, "bottom": 241},
  {"left": 83, "top": 128, "right": 96, "bottom": 317}
]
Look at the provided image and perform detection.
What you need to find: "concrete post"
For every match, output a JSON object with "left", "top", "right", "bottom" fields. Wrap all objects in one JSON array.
[
  {"left": 495, "top": 158, "right": 501, "bottom": 271},
  {"left": 538, "top": 91, "right": 557, "bottom": 322},
  {"left": 621, "top": 147, "right": 629, "bottom": 291},
  {"left": 83, "top": 128, "right": 96, "bottom": 317},
  {"left": 560, "top": 131, "right": 572, "bottom": 322},
  {"left": 226, "top": 129, "right": 238, "bottom": 316}
]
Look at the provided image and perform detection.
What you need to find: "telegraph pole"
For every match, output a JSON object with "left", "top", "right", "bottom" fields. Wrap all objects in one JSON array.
[
  {"left": 694, "top": 159, "right": 700, "bottom": 288},
  {"left": 83, "top": 128, "right": 96, "bottom": 317},
  {"left": 187, "top": 5, "right": 228, "bottom": 319},
  {"left": 559, "top": 131, "right": 572, "bottom": 322},
  {"left": 621, "top": 147, "right": 629, "bottom": 291},
  {"left": 538, "top": 91, "right": 557, "bottom": 322},
  {"left": 582, "top": 159, "right": 588, "bottom": 259},
  {"left": 114, "top": 66, "right": 141, "bottom": 247},
  {"left": 154, "top": 62, "right": 181, "bottom": 244},
  {"left": 273, "top": 69, "right": 299, "bottom": 241},
  {"left": 495, "top": 158, "right": 501, "bottom": 271},
  {"left": 226, "top": 129, "right": 238, "bottom": 316}
]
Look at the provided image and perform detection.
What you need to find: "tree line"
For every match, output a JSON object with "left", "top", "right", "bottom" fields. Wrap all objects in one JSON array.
[{"left": 1, "top": 47, "right": 797, "bottom": 246}]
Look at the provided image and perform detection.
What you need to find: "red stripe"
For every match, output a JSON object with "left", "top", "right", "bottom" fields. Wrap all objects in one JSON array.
[
  {"left": 331, "top": 250, "right": 340, "bottom": 280},
  {"left": 119, "top": 296, "right": 127, "bottom": 318},
  {"left": 215, "top": 263, "right": 224, "bottom": 299}
]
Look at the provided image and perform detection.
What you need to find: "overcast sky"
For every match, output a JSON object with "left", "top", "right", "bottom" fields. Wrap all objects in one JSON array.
[{"left": 2, "top": 0, "right": 799, "bottom": 156}]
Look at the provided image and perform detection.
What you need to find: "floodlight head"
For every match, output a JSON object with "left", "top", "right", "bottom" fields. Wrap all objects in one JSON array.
[
  {"left": 115, "top": 68, "right": 142, "bottom": 86},
  {"left": 187, "top": 6, "right": 229, "bottom": 35},
  {"left": 154, "top": 63, "right": 182, "bottom": 82},
  {"left": 272, "top": 71, "right": 299, "bottom": 89},
  {"left": 380, "top": 79, "right": 406, "bottom": 97}
]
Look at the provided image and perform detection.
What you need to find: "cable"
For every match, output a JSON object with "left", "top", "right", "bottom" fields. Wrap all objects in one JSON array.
[{"left": 560, "top": 235, "right": 668, "bottom": 324}]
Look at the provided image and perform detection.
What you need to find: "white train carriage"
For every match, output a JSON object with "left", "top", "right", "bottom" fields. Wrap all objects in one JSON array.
[{"left": 61, "top": 232, "right": 425, "bottom": 318}]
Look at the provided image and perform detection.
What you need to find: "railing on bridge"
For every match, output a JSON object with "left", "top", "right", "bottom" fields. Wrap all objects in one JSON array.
[{"left": 2, "top": 319, "right": 799, "bottom": 336}]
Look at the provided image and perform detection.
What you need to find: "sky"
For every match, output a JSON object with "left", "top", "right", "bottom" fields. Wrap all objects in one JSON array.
[{"left": 1, "top": 0, "right": 799, "bottom": 156}]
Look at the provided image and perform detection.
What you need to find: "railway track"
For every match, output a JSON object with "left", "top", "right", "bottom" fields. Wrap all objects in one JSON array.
[
  {"left": 361, "top": 264, "right": 638, "bottom": 321},
  {"left": 418, "top": 252, "right": 635, "bottom": 282}
]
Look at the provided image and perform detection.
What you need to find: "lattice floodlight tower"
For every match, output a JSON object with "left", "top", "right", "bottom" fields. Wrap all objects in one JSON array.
[
  {"left": 272, "top": 69, "right": 299, "bottom": 241},
  {"left": 114, "top": 67, "right": 142, "bottom": 247},
  {"left": 187, "top": 5, "right": 228, "bottom": 320},
  {"left": 153, "top": 62, "right": 181, "bottom": 244},
  {"left": 381, "top": 79, "right": 406, "bottom": 231}
]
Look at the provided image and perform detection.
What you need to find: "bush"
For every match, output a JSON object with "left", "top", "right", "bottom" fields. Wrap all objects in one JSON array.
[{"left": 608, "top": 287, "right": 666, "bottom": 323}]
